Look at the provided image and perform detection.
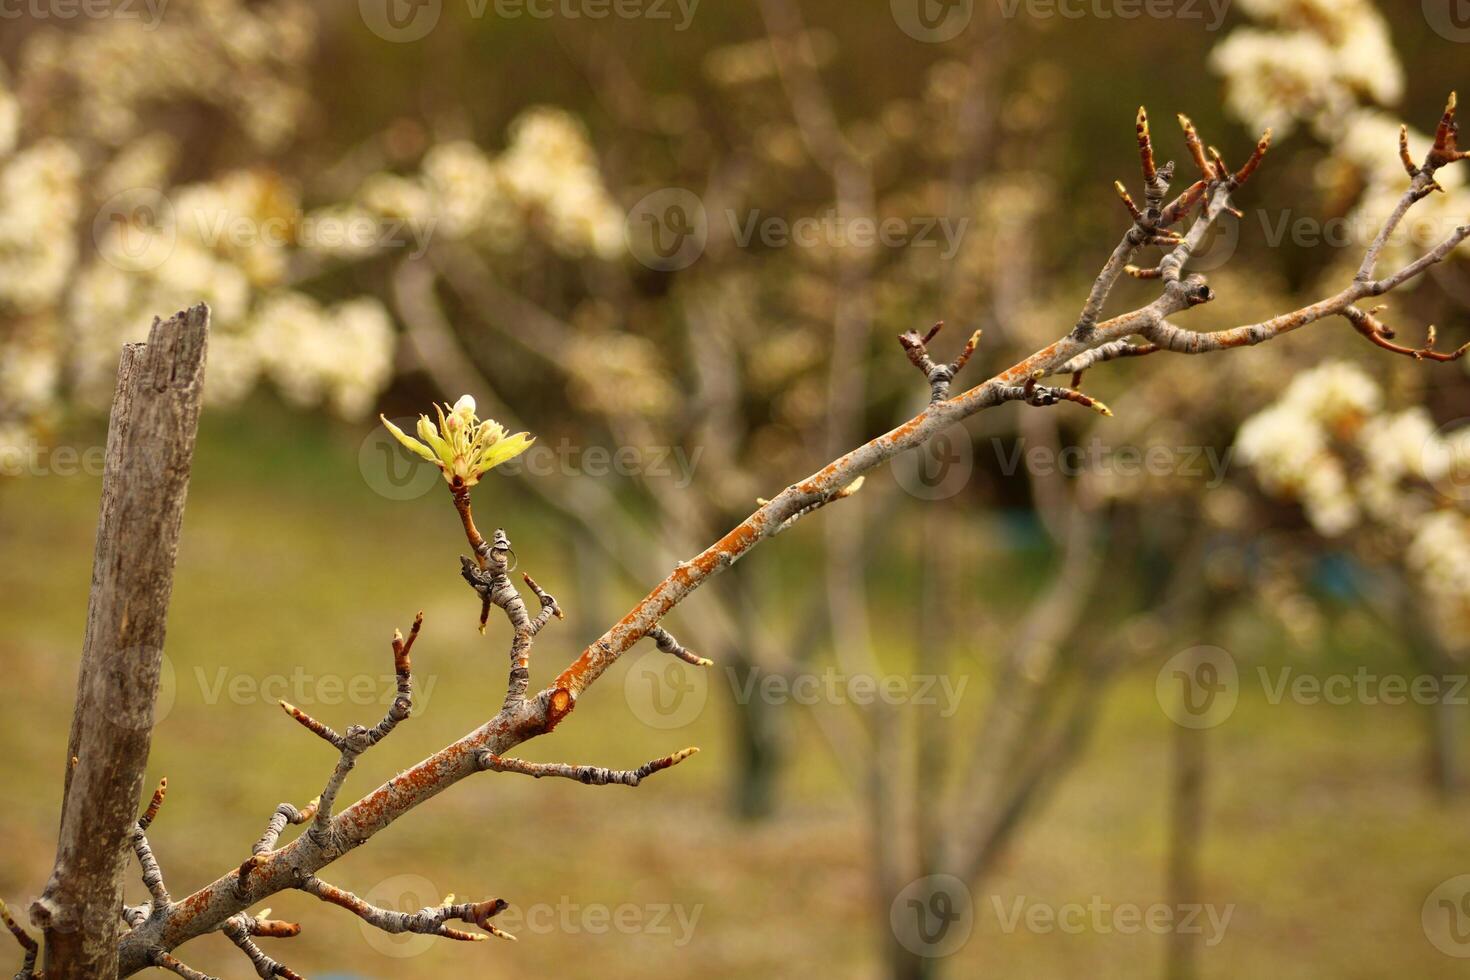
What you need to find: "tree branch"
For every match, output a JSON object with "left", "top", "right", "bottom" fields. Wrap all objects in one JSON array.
[{"left": 79, "top": 98, "right": 1470, "bottom": 977}]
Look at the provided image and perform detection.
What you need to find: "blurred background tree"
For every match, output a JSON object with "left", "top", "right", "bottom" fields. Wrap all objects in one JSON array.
[{"left": 3, "top": 0, "right": 1470, "bottom": 977}]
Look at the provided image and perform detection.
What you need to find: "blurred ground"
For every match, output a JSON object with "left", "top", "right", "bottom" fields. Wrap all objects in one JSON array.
[{"left": 1, "top": 404, "right": 1468, "bottom": 978}]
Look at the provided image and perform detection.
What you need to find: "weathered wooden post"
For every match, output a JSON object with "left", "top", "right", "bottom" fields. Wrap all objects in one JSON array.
[{"left": 30, "top": 306, "right": 209, "bottom": 978}]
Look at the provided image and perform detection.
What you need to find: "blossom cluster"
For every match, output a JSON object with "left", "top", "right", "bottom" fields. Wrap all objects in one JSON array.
[
  {"left": 1237, "top": 361, "right": 1470, "bottom": 645},
  {"left": 358, "top": 108, "right": 625, "bottom": 261},
  {"left": 0, "top": 1, "right": 630, "bottom": 462},
  {"left": 1211, "top": 0, "right": 1466, "bottom": 280}
]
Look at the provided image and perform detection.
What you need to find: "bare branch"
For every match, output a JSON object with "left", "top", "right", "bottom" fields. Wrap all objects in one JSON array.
[
  {"left": 129, "top": 778, "right": 171, "bottom": 910},
  {"left": 1177, "top": 113, "right": 1217, "bottom": 179},
  {"left": 759, "top": 476, "right": 867, "bottom": 537},
  {"left": 899, "top": 321, "right": 983, "bottom": 402},
  {"left": 150, "top": 951, "right": 215, "bottom": 979},
  {"left": 221, "top": 914, "right": 303, "bottom": 980},
  {"left": 300, "top": 877, "right": 513, "bottom": 943},
  {"left": 1429, "top": 91, "right": 1469, "bottom": 169},
  {"left": 459, "top": 527, "right": 555, "bottom": 708},
  {"left": 251, "top": 801, "right": 318, "bottom": 861},
  {"left": 996, "top": 373, "right": 1114, "bottom": 417},
  {"left": 275, "top": 618, "right": 420, "bottom": 848},
  {"left": 1344, "top": 306, "right": 1470, "bottom": 362},
  {"left": 0, "top": 899, "right": 39, "bottom": 979},
  {"left": 1052, "top": 339, "right": 1161, "bottom": 382},
  {"left": 647, "top": 625, "right": 712, "bottom": 667},
  {"left": 478, "top": 747, "right": 700, "bottom": 787}
]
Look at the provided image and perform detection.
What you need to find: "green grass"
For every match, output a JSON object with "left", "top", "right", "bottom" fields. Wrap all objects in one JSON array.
[{"left": 1, "top": 402, "right": 1468, "bottom": 977}]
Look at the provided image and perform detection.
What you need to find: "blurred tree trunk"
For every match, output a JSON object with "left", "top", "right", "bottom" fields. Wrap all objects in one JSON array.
[
  {"left": 33, "top": 308, "right": 208, "bottom": 978},
  {"left": 1372, "top": 574, "right": 1461, "bottom": 799},
  {"left": 1164, "top": 579, "right": 1224, "bottom": 980},
  {"left": 1164, "top": 675, "right": 1207, "bottom": 980},
  {"left": 1408, "top": 628, "right": 1461, "bottom": 799}
]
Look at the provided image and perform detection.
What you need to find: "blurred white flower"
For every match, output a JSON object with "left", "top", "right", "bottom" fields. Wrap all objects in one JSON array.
[
  {"left": 252, "top": 292, "right": 395, "bottom": 419},
  {"left": 1236, "top": 402, "right": 1327, "bottom": 494},
  {"left": 0, "top": 81, "right": 19, "bottom": 158},
  {"left": 0, "top": 140, "right": 83, "bottom": 315},
  {"left": 1212, "top": 0, "right": 1403, "bottom": 138},
  {"left": 1279, "top": 361, "right": 1382, "bottom": 431},
  {"left": 1361, "top": 408, "right": 1445, "bottom": 483},
  {"left": 1210, "top": 30, "right": 1342, "bottom": 137}
]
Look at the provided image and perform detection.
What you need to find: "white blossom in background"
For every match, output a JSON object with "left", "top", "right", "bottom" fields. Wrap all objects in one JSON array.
[
  {"left": 0, "top": 74, "right": 19, "bottom": 158},
  {"left": 0, "top": 126, "right": 81, "bottom": 438},
  {"left": 1407, "top": 511, "right": 1470, "bottom": 641},
  {"left": 1210, "top": 29, "right": 1344, "bottom": 138},
  {"left": 1237, "top": 360, "right": 1470, "bottom": 649},
  {"left": 1210, "top": 0, "right": 1464, "bottom": 280},
  {"left": 359, "top": 107, "right": 626, "bottom": 262},
  {"left": 251, "top": 293, "right": 395, "bottom": 419},
  {"left": 18, "top": 0, "right": 316, "bottom": 150},
  {"left": 499, "top": 108, "right": 625, "bottom": 259},
  {"left": 1210, "top": 0, "right": 1403, "bottom": 137},
  {"left": 0, "top": 140, "right": 83, "bottom": 316},
  {"left": 0, "top": 4, "right": 629, "bottom": 442}
]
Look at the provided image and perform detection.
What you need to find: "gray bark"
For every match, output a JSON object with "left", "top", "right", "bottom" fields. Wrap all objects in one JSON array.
[{"left": 31, "top": 306, "right": 209, "bottom": 979}]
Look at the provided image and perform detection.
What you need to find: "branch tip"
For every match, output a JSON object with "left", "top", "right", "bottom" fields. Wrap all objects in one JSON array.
[
  {"left": 140, "top": 776, "right": 168, "bottom": 830},
  {"left": 1136, "top": 105, "right": 1156, "bottom": 183},
  {"left": 0, "top": 897, "right": 39, "bottom": 975}
]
